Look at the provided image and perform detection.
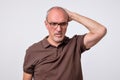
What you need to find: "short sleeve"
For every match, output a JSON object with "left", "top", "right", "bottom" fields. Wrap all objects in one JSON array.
[
  {"left": 76, "top": 34, "right": 90, "bottom": 53},
  {"left": 23, "top": 49, "right": 36, "bottom": 75}
]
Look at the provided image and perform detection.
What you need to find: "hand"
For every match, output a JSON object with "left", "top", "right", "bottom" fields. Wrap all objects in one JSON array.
[{"left": 64, "top": 9, "right": 73, "bottom": 22}]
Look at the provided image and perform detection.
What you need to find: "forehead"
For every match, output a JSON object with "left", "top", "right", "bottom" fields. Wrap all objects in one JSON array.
[{"left": 47, "top": 9, "right": 68, "bottom": 22}]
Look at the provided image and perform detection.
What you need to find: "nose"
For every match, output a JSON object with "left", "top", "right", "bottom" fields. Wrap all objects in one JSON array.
[{"left": 56, "top": 25, "right": 62, "bottom": 31}]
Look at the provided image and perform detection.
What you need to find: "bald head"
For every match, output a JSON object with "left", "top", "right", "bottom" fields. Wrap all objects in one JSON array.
[{"left": 46, "top": 6, "right": 69, "bottom": 22}]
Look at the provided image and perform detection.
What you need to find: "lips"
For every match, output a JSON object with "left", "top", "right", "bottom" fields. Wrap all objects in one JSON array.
[{"left": 54, "top": 33, "right": 62, "bottom": 37}]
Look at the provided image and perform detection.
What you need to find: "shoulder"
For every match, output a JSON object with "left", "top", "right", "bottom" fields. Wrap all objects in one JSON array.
[
  {"left": 26, "top": 40, "right": 43, "bottom": 56},
  {"left": 70, "top": 34, "right": 88, "bottom": 52},
  {"left": 70, "top": 34, "right": 86, "bottom": 41},
  {"left": 65, "top": 34, "right": 86, "bottom": 47}
]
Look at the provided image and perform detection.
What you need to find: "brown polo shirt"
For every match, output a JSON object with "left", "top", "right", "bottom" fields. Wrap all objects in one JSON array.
[{"left": 23, "top": 34, "right": 88, "bottom": 80}]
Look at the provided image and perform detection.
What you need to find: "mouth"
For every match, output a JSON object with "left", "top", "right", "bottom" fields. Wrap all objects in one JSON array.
[{"left": 54, "top": 33, "right": 62, "bottom": 37}]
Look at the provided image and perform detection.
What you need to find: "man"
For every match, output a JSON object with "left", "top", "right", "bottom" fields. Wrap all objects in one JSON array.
[{"left": 23, "top": 6, "right": 107, "bottom": 80}]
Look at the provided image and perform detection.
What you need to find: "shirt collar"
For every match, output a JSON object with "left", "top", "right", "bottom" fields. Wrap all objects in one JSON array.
[
  {"left": 42, "top": 36, "right": 51, "bottom": 48},
  {"left": 42, "top": 36, "right": 70, "bottom": 48}
]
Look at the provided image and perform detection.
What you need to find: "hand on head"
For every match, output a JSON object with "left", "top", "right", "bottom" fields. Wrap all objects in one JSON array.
[{"left": 64, "top": 8, "right": 73, "bottom": 22}]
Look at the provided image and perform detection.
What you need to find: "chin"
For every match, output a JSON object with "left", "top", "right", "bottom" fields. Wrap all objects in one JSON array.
[{"left": 54, "top": 37, "right": 64, "bottom": 43}]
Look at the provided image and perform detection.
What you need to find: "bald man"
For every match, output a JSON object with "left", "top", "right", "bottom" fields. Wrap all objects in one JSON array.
[{"left": 23, "top": 6, "right": 107, "bottom": 80}]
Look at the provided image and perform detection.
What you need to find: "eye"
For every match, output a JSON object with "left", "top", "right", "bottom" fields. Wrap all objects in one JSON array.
[
  {"left": 60, "top": 22, "right": 68, "bottom": 26},
  {"left": 50, "top": 23, "right": 57, "bottom": 26}
]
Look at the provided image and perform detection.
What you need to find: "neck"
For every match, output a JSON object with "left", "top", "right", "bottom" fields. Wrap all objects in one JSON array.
[{"left": 47, "top": 37, "right": 61, "bottom": 47}]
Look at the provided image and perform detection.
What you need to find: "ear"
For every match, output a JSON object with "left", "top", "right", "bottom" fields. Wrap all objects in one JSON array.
[{"left": 44, "top": 20, "right": 49, "bottom": 29}]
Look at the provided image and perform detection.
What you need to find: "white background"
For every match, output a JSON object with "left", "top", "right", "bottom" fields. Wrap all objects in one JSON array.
[{"left": 0, "top": 0, "right": 120, "bottom": 80}]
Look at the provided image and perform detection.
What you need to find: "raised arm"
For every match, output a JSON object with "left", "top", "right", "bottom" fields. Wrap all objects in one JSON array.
[{"left": 65, "top": 9, "right": 107, "bottom": 49}]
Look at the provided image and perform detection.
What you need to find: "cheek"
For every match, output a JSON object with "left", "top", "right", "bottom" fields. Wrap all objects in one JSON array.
[{"left": 48, "top": 27, "right": 55, "bottom": 34}]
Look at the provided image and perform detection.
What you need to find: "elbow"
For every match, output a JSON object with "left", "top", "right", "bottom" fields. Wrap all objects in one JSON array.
[
  {"left": 97, "top": 26, "right": 107, "bottom": 39},
  {"left": 102, "top": 26, "right": 107, "bottom": 36},
  {"left": 96, "top": 26, "right": 107, "bottom": 38}
]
